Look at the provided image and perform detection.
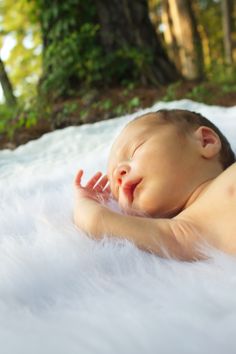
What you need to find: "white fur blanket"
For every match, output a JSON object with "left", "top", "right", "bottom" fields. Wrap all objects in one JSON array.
[{"left": 1, "top": 100, "right": 236, "bottom": 354}]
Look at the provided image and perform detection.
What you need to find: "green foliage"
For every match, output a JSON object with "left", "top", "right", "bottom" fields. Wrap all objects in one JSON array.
[
  {"left": 0, "top": 98, "right": 46, "bottom": 140},
  {"left": 221, "top": 82, "right": 236, "bottom": 94},
  {"left": 100, "top": 99, "right": 112, "bottom": 111},
  {"left": 18, "top": 109, "right": 38, "bottom": 129},
  {"left": 204, "top": 63, "right": 236, "bottom": 99},
  {"left": 103, "top": 47, "right": 153, "bottom": 86},
  {"left": 79, "top": 108, "right": 89, "bottom": 122},
  {"left": 41, "top": 24, "right": 103, "bottom": 97},
  {"left": 0, "top": 104, "right": 16, "bottom": 138},
  {"left": 162, "top": 82, "right": 181, "bottom": 102},
  {"left": 128, "top": 97, "right": 140, "bottom": 109},
  {"left": 207, "top": 63, "right": 236, "bottom": 85},
  {"left": 0, "top": 0, "right": 235, "bottom": 147},
  {"left": 197, "top": 0, "right": 224, "bottom": 68},
  {"left": 113, "top": 104, "right": 126, "bottom": 116},
  {"left": 112, "top": 96, "right": 141, "bottom": 116},
  {"left": 185, "top": 84, "right": 212, "bottom": 102},
  {"left": 0, "top": 103, "right": 36, "bottom": 139},
  {"left": 0, "top": 0, "right": 42, "bottom": 101},
  {"left": 122, "top": 82, "right": 136, "bottom": 96},
  {"left": 55, "top": 101, "right": 79, "bottom": 126},
  {"left": 36, "top": 0, "right": 105, "bottom": 98},
  {"left": 35, "top": 0, "right": 155, "bottom": 99}
]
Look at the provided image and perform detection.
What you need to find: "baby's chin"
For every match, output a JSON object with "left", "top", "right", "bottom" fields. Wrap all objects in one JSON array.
[
  {"left": 119, "top": 201, "right": 153, "bottom": 217},
  {"left": 132, "top": 200, "right": 159, "bottom": 217},
  {"left": 122, "top": 207, "right": 148, "bottom": 217},
  {"left": 133, "top": 197, "right": 182, "bottom": 218},
  {"left": 119, "top": 197, "right": 181, "bottom": 218}
]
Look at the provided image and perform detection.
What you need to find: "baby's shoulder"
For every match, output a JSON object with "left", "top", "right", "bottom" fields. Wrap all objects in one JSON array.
[
  {"left": 175, "top": 163, "right": 236, "bottom": 254},
  {"left": 218, "top": 162, "right": 236, "bottom": 180},
  {"left": 178, "top": 163, "right": 236, "bottom": 220},
  {"left": 185, "top": 162, "right": 236, "bottom": 254},
  {"left": 214, "top": 162, "right": 236, "bottom": 193},
  {"left": 198, "top": 162, "right": 236, "bottom": 203}
]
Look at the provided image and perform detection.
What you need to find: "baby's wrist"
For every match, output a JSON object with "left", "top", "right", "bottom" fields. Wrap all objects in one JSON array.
[{"left": 74, "top": 198, "right": 105, "bottom": 234}]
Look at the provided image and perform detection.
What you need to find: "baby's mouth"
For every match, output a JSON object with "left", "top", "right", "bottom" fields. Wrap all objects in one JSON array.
[{"left": 122, "top": 178, "right": 142, "bottom": 203}]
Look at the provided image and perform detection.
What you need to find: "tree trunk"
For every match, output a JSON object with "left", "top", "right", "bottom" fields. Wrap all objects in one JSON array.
[
  {"left": 168, "top": 0, "right": 204, "bottom": 80},
  {"left": 0, "top": 57, "right": 17, "bottom": 107},
  {"left": 161, "top": 0, "right": 181, "bottom": 72},
  {"left": 221, "top": 0, "right": 233, "bottom": 64},
  {"left": 38, "top": 0, "right": 180, "bottom": 100},
  {"left": 94, "top": 0, "right": 180, "bottom": 85}
]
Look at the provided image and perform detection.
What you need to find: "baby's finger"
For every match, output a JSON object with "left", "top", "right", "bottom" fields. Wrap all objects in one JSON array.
[
  {"left": 104, "top": 183, "right": 111, "bottom": 194},
  {"left": 74, "top": 170, "right": 84, "bottom": 186},
  {"left": 94, "top": 175, "right": 108, "bottom": 192},
  {"left": 86, "top": 172, "right": 103, "bottom": 189}
]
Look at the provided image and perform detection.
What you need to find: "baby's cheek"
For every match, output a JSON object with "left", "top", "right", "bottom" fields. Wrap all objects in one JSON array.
[{"left": 137, "top": 186, "right": 159, "bottom": 216}]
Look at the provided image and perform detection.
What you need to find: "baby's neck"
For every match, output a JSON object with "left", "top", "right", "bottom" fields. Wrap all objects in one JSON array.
[{"left": 184, "top": 179, "right": 214, "bottom": 209}]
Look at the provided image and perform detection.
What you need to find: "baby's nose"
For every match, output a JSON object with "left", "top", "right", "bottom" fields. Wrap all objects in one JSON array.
[{"left": 114, "top": 164, "right": 130, "bottom": 186}]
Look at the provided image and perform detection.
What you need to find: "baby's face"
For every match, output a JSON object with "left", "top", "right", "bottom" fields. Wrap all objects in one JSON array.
[{"left": 107, "top": 114, "right": 199, "bottom": 217}]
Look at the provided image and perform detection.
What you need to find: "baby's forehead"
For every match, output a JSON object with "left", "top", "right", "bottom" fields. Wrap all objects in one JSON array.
[
  {"left": 109, "top": 116, "right": 158, "bottom": 157},
  {"left": 128, "top": 113, "right": 159, "bottom": 127},
  {"left": 123, "top": 114, "right": 159, "bottom": 135},
  {"left": 114, "top": 119, "right": 152, "bottom": 146}
]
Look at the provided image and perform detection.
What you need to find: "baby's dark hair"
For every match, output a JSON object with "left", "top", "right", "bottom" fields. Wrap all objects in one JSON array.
[{"left": 140, "top": 109, "right": 235, "bottom": 170}]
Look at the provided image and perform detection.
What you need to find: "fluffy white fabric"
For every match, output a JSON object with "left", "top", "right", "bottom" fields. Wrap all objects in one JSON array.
[{"left": 1, "top": 99, "right": 236, "bottom": 354}]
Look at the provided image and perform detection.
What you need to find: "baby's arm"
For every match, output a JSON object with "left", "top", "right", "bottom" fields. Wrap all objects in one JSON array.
[{"left": 74, "top": 171, "right": 204, "bottom": 261}]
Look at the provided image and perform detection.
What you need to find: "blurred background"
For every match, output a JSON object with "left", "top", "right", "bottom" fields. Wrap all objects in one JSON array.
[{"left": 0, "top": 0, "right": 235, "bottom": 149}]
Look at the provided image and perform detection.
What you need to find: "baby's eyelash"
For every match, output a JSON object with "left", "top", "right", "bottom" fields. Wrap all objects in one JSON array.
[{"left": 131, "top": 142, "right": 144, "bottom": 158}]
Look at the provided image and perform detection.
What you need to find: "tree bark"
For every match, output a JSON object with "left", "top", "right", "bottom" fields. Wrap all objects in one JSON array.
[
  {"left": 168, "top": 0, "right": 204, "bottom": 80},
  {"left": 221, "top": 0, "right": 233, "bottom": 65},
  {"left": 161, "top": 0, "right": 181, "bottom": 72},
  {"left": 0, "top": 57, "right": 17, "bottom": 107},
  {"left": 94, "top": 0, "right": 179, "bottom": 85},
  {"left": 38, "top": 0, "right": 180, "bottom": 100}
]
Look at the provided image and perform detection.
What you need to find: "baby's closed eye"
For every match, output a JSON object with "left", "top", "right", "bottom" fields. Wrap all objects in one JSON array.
[{"left": 130, "top": 142, "right": 145, "bottom": 159}]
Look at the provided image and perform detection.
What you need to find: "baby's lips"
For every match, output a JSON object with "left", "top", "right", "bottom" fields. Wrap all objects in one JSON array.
[{"left": 122, "top": 178, "right": 142, "bottom": 202}]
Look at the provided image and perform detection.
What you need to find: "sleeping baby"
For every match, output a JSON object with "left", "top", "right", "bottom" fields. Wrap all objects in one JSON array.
[{"left": 73, "top": 109, "right": 236, "bottom": 261}]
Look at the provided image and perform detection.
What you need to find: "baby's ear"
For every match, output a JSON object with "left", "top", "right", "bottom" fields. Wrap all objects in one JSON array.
[{"left": 194, "top": 126, "right": 221, "bottom": 158}]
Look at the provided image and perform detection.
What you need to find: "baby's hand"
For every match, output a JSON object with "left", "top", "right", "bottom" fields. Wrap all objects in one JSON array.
[
  {"left": 74, "top": 169, "right": 111, "bottom": 204},
  {"left": 74, "top": 170, "right": 111, "bottom": 234}
]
